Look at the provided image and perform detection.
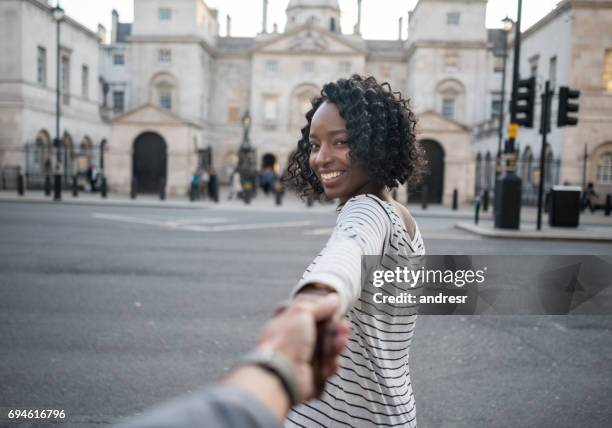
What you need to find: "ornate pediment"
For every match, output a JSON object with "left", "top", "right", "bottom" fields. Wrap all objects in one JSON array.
[
  {"left": 254, "top": 24, "right": 365, "bottom": 55},
  {"left": 112, "top": 104, "right": 201, "bottom": 128},
  {"left": 417, "top": 110, "right": 470, "bottom": 133}
]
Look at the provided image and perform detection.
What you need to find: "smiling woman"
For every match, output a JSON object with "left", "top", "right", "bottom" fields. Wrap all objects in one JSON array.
[{"left": 285, "top": 75, "right": 427, "bottom": 427}]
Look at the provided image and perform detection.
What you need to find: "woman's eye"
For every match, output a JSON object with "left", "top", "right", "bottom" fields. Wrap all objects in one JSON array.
[
  {"left": 335, "top": 140, "right": 347, "bottom": 145},
  {"left": 309, "top": 143, "right": 319, "bottom": 151}
]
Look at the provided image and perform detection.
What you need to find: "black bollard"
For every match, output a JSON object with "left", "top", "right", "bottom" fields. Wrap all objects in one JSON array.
[
  {"left": 605, "top": 194, "right": 611, "bottom": 217},
  {"left": 159, "top": 177, "right": 166, "bottom": 201},
  {"left": 474, "top": 196, "right": 481, "bottom": 225},
  {"left": 72, "top": 175, "right": 78, "bottom": 197},
  {"left": 421, "top": 185, "right": 428, "bottom": 210},
  {"left": 275, "top": 182, "right": 283, "bottom": 206},
  {"left": 100, "top": 176, "right": 107, "bottom": 198},
  {"left": 189, "top": 183, "right": 196, "bottom": 202},
  {"left": 44, "top": 175, "right": 52, "bottom": 196},
  {"left": 307, "top": 195, "right": 314, "bottom": 207},
  {"left": 17, "top": 173, "right": 25, "bottom": 196},
  {"left": 452, "top": 189, "right": 458, "bottom": 210},
  {"left": 130, "top": 177, "right": 137, "bottom": 199},
  {"left": 482, "top": 190, "right": 489, "bottom": 212}
]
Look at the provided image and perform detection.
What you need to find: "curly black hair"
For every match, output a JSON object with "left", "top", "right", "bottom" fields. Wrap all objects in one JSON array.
[{"left": 285, "top": 74, "right": 425, "bottom": 200}]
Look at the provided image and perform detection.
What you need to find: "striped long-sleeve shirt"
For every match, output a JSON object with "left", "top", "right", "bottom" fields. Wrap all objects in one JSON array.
[{"left": 287, "top": 194, "right": 425, "bottom": 428}]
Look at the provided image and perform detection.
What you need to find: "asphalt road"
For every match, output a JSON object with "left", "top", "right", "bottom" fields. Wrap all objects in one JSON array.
[{"left": 1, "top": 201, "right": 611, "bottom": 427}]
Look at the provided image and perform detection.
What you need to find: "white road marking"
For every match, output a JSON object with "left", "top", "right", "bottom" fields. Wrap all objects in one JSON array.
[
  {"left": 303, "top": 227, "right": 482, "bottom": 240},
  {"left": 92, "top": 213, "right": 312, "bottom": 233}
]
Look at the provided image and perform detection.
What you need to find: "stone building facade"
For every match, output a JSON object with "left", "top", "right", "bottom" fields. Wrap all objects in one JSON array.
[
  {"left": 0, "top": 0, "right": 110, "bottom": 189},
  {"left": 1, "top": 0, "right": 519, "bottom": 204},
  {"left": 473, "top": 0, "right": 612, "bottom": 204}
]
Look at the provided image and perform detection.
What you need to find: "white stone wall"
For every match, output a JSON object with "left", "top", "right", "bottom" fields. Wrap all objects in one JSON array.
[
  {"left": 133, "top": 0, "right": 218, "bottom": 46},
  {"left": 408, "top": 0, "right": 487, "bottom": 44},
  {"left": 0, "top": 0, "right": 109, "bottom": 171},
  {"left": 127, "top": 40, "right": 211, "bottom": 124}
]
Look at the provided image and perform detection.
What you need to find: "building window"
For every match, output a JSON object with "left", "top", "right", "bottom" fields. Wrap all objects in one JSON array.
[
  {"left": 597, "top": 152, "right": 612, "bottom": 184},
  {"left": 302, "top": 61, "right": 314, "bottom": 73},
  {"left": 159, "top": 91, "right": 172, "bottom": 110},
  {"left": 442, "top": 97, "right": 455, "bottom": 119},
  {"left": 494, "top": 56, "right": 504, "bottom": 73},
  {"left": 444, "top": 51, "right": 460, "bottom": 72},
  {"left": 529, "top": 55, "right": 539, "bottom": 78},
  {"left": 549, "top": 56, "right": 557, "bottom": 89},
  {"left": 113, "top": 53, "right": 125, "bottom": 65},
  {"left": 263, "top": 96, "right": 278, "bottom": 123},
  {"left": 330, "top": 17, "right": 336, "bottom": 32},
  {"left": 61, "top": 54, "right": 70, "bottom": 105},
  {"left": 159, "top": 8, "right": 172, "bottom": 21},
  {"left": 37, "top": 46, "right": 47, "bottom": 86},
  {"left": 491, "top": 99, "right": 502, "bottom": 120},
  {"left": 81, "top": 65, "right": 89, "bottom": 98},
  {"left": 604, "top": 49, "right": 612, "bottom": 91},
  {"left": 446, "top": 12, "right": 460, "bottom": 25},
  {"left": 113, "top": 90, "right": 125, "bottom": 113},
  {"left": 265, "top": 60, "right": 278, "bottom": 73},
  {"left": 158, "top": 49, "right": 172, "bottom": 64},
  {"left": 228, "top": 104, "right": 240, "bottom": 123},
  {"left": 339, "top": 61, "right": 351, "bottom": 74}
]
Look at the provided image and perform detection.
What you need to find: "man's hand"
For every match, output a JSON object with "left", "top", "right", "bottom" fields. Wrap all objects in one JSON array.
[{"left": 257, "top": 293, "right": 350, "bottom": 402}]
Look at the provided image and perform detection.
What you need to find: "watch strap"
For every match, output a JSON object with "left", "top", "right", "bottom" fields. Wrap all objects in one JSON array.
[{"left": 239, "top": 349, "right": 299, "bottom": 407}]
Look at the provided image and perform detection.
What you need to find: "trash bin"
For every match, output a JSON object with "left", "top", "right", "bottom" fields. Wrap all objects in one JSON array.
[{"left": 548, "top": 185, "right": 581, "bottom": 227}]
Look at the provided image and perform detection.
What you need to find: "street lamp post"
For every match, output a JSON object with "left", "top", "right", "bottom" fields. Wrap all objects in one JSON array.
[
  {"left": 238, "top": 111, "right": 257, "bottom": 203},
  {"left": 52, "top": 3, "right": 65, "bottom": 201},
  {"left": 496, "top": 16, "right": 513, "bottom": 173},
  {"left": 494, "top": 0, "right": 523, "bottom": 229}
]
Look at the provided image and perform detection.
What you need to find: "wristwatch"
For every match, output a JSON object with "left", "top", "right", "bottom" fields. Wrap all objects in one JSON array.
[{"left": 239, "top": 349, "right": 300, "bottom": 407}]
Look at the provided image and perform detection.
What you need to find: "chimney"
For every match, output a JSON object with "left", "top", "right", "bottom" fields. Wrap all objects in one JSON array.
[
  {"left": 226, "top": 15, "right": 231, "bottom": 37},
  {"left": 355, "top": 0, "right": 362, "bottom": 34},
  {"left": 97, "top": 24, "right": 107, "bottom": 44},
  {"left": 111, "top": 9, "right": 119, "bottom": 44},
  {"left": 398, "top": 17, "right": 403, "bottom": 40},
  {"left": 262, "top": 0, "right": 268, "bottom": 33}
]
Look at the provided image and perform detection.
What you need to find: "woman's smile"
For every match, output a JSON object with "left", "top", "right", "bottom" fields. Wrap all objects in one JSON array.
[{"left": 319, "top": 170, "right": 346, "bottom": 186}]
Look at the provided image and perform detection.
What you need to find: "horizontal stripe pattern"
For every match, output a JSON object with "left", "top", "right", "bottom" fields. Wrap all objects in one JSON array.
[{"left": 287, "top": 194, "right": 425, "bottom": 428}]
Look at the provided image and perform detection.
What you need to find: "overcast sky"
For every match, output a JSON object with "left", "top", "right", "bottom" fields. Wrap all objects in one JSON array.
[{"left": 56, "top": 0, "right": 561, "bottom": 40}]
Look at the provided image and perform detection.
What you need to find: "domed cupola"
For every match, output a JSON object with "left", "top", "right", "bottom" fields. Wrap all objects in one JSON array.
[{"left": 285, "top": 0, "right": 341, "bottom": 32}]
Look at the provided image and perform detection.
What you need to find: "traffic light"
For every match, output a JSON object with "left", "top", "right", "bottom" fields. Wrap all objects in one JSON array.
[
  {"left": 513, "top": 76, "right": 536, "bottom": 128},
  {"left": 557, "top": 86, "right": 580, "bottom": 127}
]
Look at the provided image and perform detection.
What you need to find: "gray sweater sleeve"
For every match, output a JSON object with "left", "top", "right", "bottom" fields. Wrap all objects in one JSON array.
[{"left": 115, "top": 385, "right": 282, "bottom": 428}]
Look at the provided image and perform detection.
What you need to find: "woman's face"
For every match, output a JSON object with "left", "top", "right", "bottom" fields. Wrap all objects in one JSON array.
[{"left": 308, "top": 101, "right": 370, "bottom": 202}]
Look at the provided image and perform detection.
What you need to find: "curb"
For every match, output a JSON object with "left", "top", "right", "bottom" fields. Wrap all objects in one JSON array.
[{"left": 455, "top": 221, "right": 612, "bottom": 242}]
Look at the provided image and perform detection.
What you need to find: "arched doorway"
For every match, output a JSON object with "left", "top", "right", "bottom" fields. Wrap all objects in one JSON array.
[
  {"left": 413, "top": 139, "right": 445, "bottom": 204},
  {"left": 132, "top": 132, "right": 167, "bottom": 194}
]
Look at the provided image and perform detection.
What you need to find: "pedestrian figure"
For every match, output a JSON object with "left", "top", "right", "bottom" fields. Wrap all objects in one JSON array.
[
  {"left": 200, "top": 168, "right": 210, "bottom": 200},
  {"left": 582, "top": 182, "right": 598, "bottom": 213},
  {"left": 208, "top": 166, "right": 219, "bottom": 202},
  {"left": 228, "top": 169, "right": 242, "bottom": 200},
  {"left": 190, "top": 170, "right": 201, "bottom": 200}
]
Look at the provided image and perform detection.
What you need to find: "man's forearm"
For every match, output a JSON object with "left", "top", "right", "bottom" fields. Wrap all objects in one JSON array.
[{"left": 223, "top": 364, "right": 290, "bottom": 422}]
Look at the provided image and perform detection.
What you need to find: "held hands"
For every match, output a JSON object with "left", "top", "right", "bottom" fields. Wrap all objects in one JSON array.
[{"left": 257, "top": 293, "right": 351, "bottom": 403}]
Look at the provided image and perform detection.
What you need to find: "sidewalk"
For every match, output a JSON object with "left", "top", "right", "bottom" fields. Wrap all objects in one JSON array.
[
  {"left": 456, "top": 220, "right": 612, "bottom": 242},
  {"left": 0, "top": 190, "right": 336, "bottom": 213},
  {"left": 3, "top": 190, "right": 612, "bottom": 225}
]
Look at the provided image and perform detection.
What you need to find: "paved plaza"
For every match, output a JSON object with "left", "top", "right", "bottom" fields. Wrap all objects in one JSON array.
[{"left": 1, "top": 197, "right": 611, "bottom": 427}]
